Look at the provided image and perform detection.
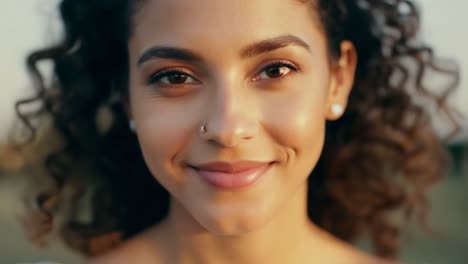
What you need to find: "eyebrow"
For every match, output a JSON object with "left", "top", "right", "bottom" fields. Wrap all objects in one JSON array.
[
  {"left": 137, "top": 34, "right": 311, "bottom": 67},
  {"left": 240, "top": 34, "right": 311, "bottom": 59}
]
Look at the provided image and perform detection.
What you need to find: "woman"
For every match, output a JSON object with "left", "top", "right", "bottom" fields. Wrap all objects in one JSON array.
[{"left": 16, "top": 0, "right": 458, "bottom": 263}]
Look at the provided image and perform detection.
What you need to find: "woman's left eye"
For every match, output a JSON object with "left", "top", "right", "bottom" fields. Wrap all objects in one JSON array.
[
  {"left": 147, "top": 70, "right": 198, "bottom": 86},
  {"left": 254, "top": 61, "right": 299, "bottom": 81}
]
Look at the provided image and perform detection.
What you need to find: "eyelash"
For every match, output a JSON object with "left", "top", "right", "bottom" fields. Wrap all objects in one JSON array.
[{"left": 146, "top": 60, "right": 300, "bottom": 86}]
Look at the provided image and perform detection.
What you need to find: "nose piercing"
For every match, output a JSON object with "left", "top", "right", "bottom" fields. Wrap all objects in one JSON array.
[{"left": 200, "top": 123, "right": 208, "bottom": 134}]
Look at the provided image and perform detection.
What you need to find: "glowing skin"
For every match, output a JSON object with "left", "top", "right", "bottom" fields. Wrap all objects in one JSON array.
[{"left": 89, "top": 0, "right": 395, "bottom": 263}]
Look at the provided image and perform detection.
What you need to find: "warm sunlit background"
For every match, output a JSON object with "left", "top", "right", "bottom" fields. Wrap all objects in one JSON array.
[{"left": 1, "top": 0, "right": 467, "bottom": 263}]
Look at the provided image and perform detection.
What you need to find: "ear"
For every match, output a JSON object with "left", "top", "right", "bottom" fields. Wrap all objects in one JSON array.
[{"left": 326, "top": 41, "right": 357, "bottom": 121}]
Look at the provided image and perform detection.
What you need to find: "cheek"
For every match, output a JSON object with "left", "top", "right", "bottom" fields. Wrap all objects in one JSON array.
[
  {"left": 129, "top": 89, "right": 199, "bottom": 184},
  {"left": 264, "top": 79, "right": 329, "bottom": 156}
]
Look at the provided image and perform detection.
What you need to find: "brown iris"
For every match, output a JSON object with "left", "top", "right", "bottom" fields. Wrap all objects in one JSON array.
[
  {"left": 167, "top": 73, "right": 188, "bottom": 84},
  {"left": 265, "top": 66, "right": 289, "bottom": 78}
]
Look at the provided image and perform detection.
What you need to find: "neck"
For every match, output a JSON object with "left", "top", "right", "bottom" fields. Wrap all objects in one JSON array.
[{"left": 153, "top": 183, "right": 333, "bottom": 264}]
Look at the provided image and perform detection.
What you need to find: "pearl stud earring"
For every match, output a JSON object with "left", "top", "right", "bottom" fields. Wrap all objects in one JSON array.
[
  {"left": 129, "top": 120, "right": 136, "bottom": 131},
  {"left": 331, "top": 104, "right": 344, "bottom": 117}
]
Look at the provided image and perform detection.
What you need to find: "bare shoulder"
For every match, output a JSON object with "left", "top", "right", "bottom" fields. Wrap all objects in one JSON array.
[{"left": 314, "top": 237, "right": 402, "bottom": 264}]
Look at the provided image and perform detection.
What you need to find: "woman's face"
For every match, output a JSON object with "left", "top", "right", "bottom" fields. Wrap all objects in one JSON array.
[{"left": 128, "top": 0, "right": 355, "bottom": 234}]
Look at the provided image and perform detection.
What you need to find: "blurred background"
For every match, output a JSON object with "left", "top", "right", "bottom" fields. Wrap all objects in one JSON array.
[{"left": 0, "top": 0, "right": 467, "bottom": 263}]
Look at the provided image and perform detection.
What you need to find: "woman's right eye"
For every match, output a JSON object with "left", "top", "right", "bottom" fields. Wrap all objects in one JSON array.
[{"left": 147, "top": 70, "right": 199, "bottom": 86}]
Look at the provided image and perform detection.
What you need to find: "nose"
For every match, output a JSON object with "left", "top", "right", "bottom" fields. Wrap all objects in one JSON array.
[{"left": 200, "top": 81, "right": 259, "bottom": 148}]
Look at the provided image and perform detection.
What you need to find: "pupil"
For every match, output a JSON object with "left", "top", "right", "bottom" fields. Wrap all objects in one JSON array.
[
  {"left": 267, "top": 67, "right": 283, "bottom": 78},
  {"left": 169, "top": 74, "right": 187, "bottom": 84}
]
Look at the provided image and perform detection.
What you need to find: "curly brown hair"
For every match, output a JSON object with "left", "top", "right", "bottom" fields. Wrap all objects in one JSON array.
[{"left": 14, "top": 0, "right": 459, "bottom": 259}]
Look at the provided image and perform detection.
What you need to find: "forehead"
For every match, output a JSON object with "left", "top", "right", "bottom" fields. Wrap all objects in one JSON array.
[
  {"left": 130, "top": 0, "right": 321, "bottom": 38},
  {"left": 128, "top": 0, "right": 327, "bottom": 65}
]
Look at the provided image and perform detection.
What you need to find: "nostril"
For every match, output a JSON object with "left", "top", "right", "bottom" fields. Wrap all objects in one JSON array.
[{"left": 198, "top": 111, "right": 259, "bottom": 149}]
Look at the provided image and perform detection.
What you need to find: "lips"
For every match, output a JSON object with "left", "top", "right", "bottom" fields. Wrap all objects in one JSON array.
[
  {"left": 190, "top": 161, "right": 273, "bottom": 189},
  {"left": 193, "top": 161, "right": 272, "bottom": 173}
]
